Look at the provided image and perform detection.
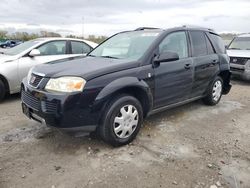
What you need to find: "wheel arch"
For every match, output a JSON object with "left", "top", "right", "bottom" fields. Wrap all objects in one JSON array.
[
  {"left": 0, "top": 74, "right": 10, "bottom": 94},
  {"left": 94, "top": 77, "right": 153, "bottom": 118}
]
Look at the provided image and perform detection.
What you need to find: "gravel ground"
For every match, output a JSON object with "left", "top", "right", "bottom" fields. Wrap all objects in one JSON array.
[{"left": 0, "top": 80, "right": 249, "bottom": 188}]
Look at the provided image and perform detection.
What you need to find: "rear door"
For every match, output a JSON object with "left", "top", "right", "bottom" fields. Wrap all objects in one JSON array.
[
  {"left": 189, "top": 31, "right": 220, "bottom": 98},
  {"left": 153, "top": 31, "right": 193, "bottom": 108}
]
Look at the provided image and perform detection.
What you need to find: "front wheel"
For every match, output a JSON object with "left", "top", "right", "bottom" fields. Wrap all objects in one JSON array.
[
  {"left": 0, "top": 80, "right": 6, "bottom": 102},
  {"left": 202, "top": 76, "right": 223, "bottom": 106},
  {"left": 98, "top": 95, "right": 143, "bottom": 147}
]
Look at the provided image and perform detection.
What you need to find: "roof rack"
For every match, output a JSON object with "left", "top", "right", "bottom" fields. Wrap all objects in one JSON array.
[
  {"left": 134, "top": 27, "right": 160, "bottom": 31},
  {"left": 182, "top": 25, "right": 214, "bottom": 32}
]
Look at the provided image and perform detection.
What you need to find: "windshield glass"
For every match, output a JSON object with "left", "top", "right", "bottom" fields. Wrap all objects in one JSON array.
[
  {"left": 89, "top": 31, "right": 160, "bottom": 60},
  {"left": 228, "top": 37, "right": 250, "bottom": 50},
  {"left": 4, "top": 40, "right": 40, "bottom": 56}
]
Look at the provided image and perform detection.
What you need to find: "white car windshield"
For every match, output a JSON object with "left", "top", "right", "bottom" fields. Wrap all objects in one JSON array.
[
  {"left": 89, "top": 31, "right": 160, "bottom": 60},
  {"left": 3, "top": 40, "right": 41, "bottom": 56},
  {"left": 228, "top": 37, "right": 250, "bottom": 50}
]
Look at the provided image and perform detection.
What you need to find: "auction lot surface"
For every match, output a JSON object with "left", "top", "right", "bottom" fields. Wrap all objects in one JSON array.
[{"left": 0, "top": 80, "right": 249, "bottom": 188}]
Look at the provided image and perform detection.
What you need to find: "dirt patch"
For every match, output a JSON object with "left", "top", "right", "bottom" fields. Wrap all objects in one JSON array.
[{"left": 0, "top": 80, "right": 250, "bottom": 188}]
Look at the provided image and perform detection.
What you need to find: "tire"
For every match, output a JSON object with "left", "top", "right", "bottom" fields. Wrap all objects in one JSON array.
[
  {"left": 98, "top": 95, "right": 143, "bottom": 147},
  {"left": 0, "top": 80, "right": 6, "bottom": 102},
  {"left": 202, "top": 76, "right": 223, "bottom": 106}
]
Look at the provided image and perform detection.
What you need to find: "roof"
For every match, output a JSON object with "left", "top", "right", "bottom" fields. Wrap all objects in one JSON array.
[
  {"left": 31, "top": 37, "right": 98, "bottom": 48},
  {"left": 132, "top": 26, "right": 218, "bottom": 35}
]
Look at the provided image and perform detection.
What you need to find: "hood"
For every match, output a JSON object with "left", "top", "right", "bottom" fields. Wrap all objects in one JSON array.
[
  {"left": 32, "top": 56, "right": 139, "bottom": 81},
  {"left": 227, "top": 50, "right": 250, "bottom": 58},
  {"left": 0, "top": 53, "right": 18, "bottom": 63}
]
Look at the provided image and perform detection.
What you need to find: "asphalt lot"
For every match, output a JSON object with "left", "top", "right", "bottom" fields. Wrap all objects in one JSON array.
[{"left": 0, "top": 79, "right": 249, "bottom": 188}]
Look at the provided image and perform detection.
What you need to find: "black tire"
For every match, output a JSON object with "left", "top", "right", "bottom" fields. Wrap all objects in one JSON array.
[
  {"left": 98, "top": 95, "right": 143, "bottom": 147},
  {"left": 0, "top": 80, "right": 6, "bottom": 102},
  {"left": 202, "top": 76, "right": 223, "bottom": 106}
]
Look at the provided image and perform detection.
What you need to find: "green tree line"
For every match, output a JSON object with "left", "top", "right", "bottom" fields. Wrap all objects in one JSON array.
[
  {"left": 0, "top": 30, "right": 107, "bottom": 44},
  {"left": 66, "top": 34, "right": 107, "bottom": 44}
]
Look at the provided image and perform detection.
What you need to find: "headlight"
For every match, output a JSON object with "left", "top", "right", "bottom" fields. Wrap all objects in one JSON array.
[
  {"left": 27, "top": 68, "right": 33, "bottom": 83},
  {"left": 246, "top": 60, "right": 250, "bottom": 69},
  {"left": 45, "top": 77, "right": 86, "bottom": 93}
]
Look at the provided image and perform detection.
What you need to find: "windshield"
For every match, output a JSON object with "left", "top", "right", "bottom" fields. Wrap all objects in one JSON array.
[
  {"left": 89, "top": 31, "right": 160, "bottom": 60},
  {"left": 228, "top": 37, "right": 250, "bottom": 50},
  {"left": 4, "top": 40, "right": 40, "bottom": 56}
]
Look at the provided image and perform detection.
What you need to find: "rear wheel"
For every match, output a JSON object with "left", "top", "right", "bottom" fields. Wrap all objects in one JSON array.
[
  {"left": 98, "top": 95, "right": 143, "bottom": 147},
  {"left": 202, "top": 76, "right": 223, "bottom": 106},
  {"left": 0, "top": 80, "right": 6, "bottom": 102}
]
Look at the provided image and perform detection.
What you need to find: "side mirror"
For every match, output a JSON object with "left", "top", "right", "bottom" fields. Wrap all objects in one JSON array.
[
  {"left": 154, "top": 51, "right": 179, "bottom": 63},
  {"left": 29, "top": 49, "right": 41, "bottom": 57}
]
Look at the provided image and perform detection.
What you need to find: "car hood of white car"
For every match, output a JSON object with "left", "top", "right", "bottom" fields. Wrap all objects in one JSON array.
[
  {"left": 0, "top": 53, "right": 19, "bottom": 64},
  {"left": 227, "top": 50, "right": 250, "bottom": 58}
]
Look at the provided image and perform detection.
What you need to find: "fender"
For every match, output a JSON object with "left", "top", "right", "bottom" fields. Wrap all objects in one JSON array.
[{"left": 94, "top": 76, "right": 153, "bottom": 112}]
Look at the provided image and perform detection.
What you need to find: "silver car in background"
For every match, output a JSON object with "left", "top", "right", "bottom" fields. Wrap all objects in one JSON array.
[
  {"left": 0, "top": 38, "right": 98, "bottom": 101},
  {"left": 227, "top": 34, "right": 250, "bottom": 80}
]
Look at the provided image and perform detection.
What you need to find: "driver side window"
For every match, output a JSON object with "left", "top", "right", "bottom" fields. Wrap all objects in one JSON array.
[
  {"left": 159, "top": 31, "right": 188, "bottom": 59},
  {"left": 37, "top": 41, "right": 66, "bottom": 56}
]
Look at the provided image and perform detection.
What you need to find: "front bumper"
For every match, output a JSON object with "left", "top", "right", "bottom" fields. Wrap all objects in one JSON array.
[
  {"left": 21, "top": 78, "right": 101, "bottom": 132},
  {"left": 230, "top": 63, "right": 250, "bottom": 80}
]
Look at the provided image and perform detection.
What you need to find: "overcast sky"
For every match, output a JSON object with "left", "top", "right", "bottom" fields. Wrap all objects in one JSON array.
[{"left": 0, "top": 0, "right": 250, "bottom": 37}]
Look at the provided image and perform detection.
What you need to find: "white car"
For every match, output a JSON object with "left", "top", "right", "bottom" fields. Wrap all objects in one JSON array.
[
  {"left": 0, "top": 38, "right": 98, "bottom": 101},
  {"left": 227, "top": 34, "right": 250, "bottom": 80}
]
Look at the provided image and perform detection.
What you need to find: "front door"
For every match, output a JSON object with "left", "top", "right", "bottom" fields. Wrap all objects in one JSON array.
[
  {"left": 154, "top": 31, "right": 193, "bottom": 108},
  {"left": 18, "top": 40, "right": 68, "bottom": 82}
]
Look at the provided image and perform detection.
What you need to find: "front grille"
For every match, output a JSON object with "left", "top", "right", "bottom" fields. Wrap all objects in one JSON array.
[
  {"left": 29, "top": 73, "right": 43, "bottom": 88},
  {"left": 21, "top": 90, "right": 40, "bottom": 111},
  {"left": 21, "top": 90, "right": 58, "bottom": 113},
  {"left": 41, "top": 101, "right": 58, "bottom": 113},
  {"left": 230, "top": 57, "right": 249, "bottom": 65}
]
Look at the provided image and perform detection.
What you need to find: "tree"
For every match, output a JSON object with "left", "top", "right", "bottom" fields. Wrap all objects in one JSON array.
[
  {"left": 40, "top": 31, "right": 61, "bottom": 37},
  {"left": 0, "top": 30, "right": 7, "bottom": 39}
]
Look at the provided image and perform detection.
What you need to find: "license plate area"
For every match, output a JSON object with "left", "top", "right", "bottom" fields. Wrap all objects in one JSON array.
[{"left": 22, "top": 103, "right": 31, "bottom": 118}]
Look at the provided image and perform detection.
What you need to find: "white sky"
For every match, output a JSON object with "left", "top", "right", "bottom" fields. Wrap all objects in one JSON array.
[{"left": 0, "top": 0, "right": 250, "bottom": 37}]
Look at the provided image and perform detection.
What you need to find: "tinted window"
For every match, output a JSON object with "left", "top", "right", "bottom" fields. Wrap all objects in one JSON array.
[
  {"left": 205, "top": 35, "right": 215, "bottom": 54},
  {"left": 159, "top": 31, "right": 188, "bottom": 59},
  {"left": 190, "top": 31, "right": 207, "bottom": 57},
  {"left": 71, "top": 41, "right": 92, "bottom": 54},
  {"left": 38, "top": 41, "right": 66, "bottom": 55},
  {"left": 208, "top": 33, "right": 226, "bottom": 53}
]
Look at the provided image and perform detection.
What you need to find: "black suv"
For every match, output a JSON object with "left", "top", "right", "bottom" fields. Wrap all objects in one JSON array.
[{"left": 21, "top": 27, "right": 231, "bottom": 146}]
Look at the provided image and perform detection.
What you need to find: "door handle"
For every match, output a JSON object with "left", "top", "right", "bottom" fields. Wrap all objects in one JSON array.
[{"left": 184, "top": 63, "right": 191, "bottom": 69}]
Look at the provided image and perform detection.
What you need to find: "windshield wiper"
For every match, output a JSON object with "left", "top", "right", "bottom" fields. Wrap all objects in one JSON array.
[
  {"left": 88, "top": 54, "right": 96, "bottom": 57},
  {"left": 100, "top": 55, "right": 119, "bottom": 59}
]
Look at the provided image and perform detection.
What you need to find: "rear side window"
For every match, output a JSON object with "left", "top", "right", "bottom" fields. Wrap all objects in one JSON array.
[
  {"left": 208, "top": 33, "right": 226, "bottom": 54},
  {"left": 71, "top": 41, "right": 92, "bottom": 54},
  {"left": 190, "top": 31, "right": 207, "bottom": 57},
  {"left": 205, "top": 35, "right": 215, "bottom": 54}
]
